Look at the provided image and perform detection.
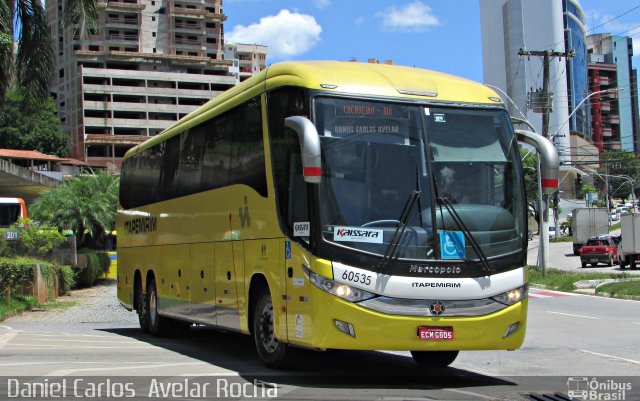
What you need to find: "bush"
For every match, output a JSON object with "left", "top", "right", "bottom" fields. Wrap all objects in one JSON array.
[
  {"left": 19, "top": 225, "right": 65, "bottom": 257},
  {"left": 0, "top": 257, "right": 63, "bottom": 301},
  {"left": 1, "top": 220, "right": 66, "bottom": 259},
  {"left": 76, "top": 249, "right": 111, "bottom": 287},
  {"left": 0, "top": 257, "right": 38, "bottom": 290},
  {"left": 57, "top": 265, "right": 76, "bottom": 295},
  {"left": 0, "top": 229, "right": 10, "bottom": 257}
]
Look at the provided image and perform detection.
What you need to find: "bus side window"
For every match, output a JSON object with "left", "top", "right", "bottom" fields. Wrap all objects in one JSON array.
[{"left": 268, "top": 87, "right": 310, "bottom": 238}]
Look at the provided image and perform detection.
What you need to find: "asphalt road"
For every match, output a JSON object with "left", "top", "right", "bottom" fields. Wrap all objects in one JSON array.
[
  {"left": 0, "top": 280, "right": 638, "bottom": 400},
  {"left": 527, "top": 232, "right": 640, "bottom": 275}
]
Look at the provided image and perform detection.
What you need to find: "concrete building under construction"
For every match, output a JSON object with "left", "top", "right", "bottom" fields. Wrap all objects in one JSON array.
[{"left": 46, "top": 0, "right": 267, "bottom": 168}]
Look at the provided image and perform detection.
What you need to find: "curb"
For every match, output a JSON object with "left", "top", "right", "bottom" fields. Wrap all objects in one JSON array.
[{"left": 575, "top": 277, "right": 640, "bottom": 289}]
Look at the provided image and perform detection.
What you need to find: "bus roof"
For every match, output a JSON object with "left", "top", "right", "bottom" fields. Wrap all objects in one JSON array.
[{"left": 124, "top": 61, "right": 504, "bottom": 159}]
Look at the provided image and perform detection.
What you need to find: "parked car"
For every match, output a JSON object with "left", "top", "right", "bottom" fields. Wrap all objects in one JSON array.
[
  {"left": 610, "top": 212, "right": 620, "bottom": 222},
  {"left": 579, "top": 235, "right": 619, "bottom": 267},
  {"left": 548, "top": 226, "right": 556, "bottom": 238}
]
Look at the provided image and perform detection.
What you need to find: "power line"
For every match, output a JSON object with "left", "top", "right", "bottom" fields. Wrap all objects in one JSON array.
[{"left": 587, "top": 5, "right": 640, "bottom": 33}]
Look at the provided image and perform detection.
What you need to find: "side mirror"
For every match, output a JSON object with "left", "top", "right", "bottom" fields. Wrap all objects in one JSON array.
[
  {"left": 516, "top": 130, "right": 559, "bottom": 195},
  {"left": 285, "top": 116, "right": 322, "bottom": 184}
]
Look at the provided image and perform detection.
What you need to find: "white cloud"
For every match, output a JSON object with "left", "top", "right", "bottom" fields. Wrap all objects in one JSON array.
[
  {"left": 377, "top": 1, "right": 441, "bottom": 32},
  {"left": 313, "top": 0, "right": 330, "bottom": 9},
  {"left": 226, "top": 10, "right": 322, "bottom": 59}
]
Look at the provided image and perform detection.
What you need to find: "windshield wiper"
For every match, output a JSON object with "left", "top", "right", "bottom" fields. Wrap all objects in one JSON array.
[
  {"left": 437, "top": 197, "right": 492, "bottom": 273},
  {"left": 375, "top": 190, "right": 421, "bottom": 273}
]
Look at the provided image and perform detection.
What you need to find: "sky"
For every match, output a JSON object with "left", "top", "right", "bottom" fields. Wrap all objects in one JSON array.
[{"left": 224, "top": 0, "right": 640, "bottom": 84}]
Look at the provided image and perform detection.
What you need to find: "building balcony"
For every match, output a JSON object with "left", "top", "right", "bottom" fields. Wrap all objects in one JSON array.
[
  {"left": 83, "top": 100, "right": 201, "bottom": 113},
  {"left": 600, "top": 103, "right": 611, "bottom": 112},
  {"left": 171, "top": 23, "right": 205, "bottom": 34},
  {"left": 84, "top": 117, "right": 175, "bottom": 129},
  {"left": 599, "top": 76, "right": 610, "bottom": 85},
  {"left": 105, "top": 18, "right": 139, "bottom": 28},
  {"left": 85, "top": 134, "right": 148, "bottom": 145},
  {"left": 170, "top": 7, "right": 210, "bottom": 18},
  {"left": 172, "top": 0, "right": 204, "bottom": 5},
  {"left": 172, "top": 38, "right": 205, "bottom": 49},
  {"left": 602, "top": 127, "right": 613, "bottom": 137},
  {"left": 102, "top": 1, "right": 145, "bottom": 11},
  {"left": 105, "top": 33, "right": 139, "bottom": 44},
  {"left": 605, "top": 115, "right": 620, "bottom": 124}
]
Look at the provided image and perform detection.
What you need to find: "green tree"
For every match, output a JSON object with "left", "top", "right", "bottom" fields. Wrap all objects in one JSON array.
[
  {"left": 0, "top": 90, "right": 70, "bottom": 156},
  {"left": 1, "top": 0, "right": 99, "bottom": 107},
  {"left": 598, "top": 150, "right": 640, "bottom": 200},
  {"left": 29, "top": 172, "right": 119, "bottom": 248}
]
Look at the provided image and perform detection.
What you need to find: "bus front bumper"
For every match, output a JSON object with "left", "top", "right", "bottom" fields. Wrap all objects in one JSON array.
[{"left": 297, "top": 288, "right": 527, "bottom": 351}]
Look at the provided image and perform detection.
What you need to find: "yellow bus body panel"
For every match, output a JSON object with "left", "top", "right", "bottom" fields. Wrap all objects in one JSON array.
[{"left": 117, "top": 61, "right": 518, "bottom": 352}]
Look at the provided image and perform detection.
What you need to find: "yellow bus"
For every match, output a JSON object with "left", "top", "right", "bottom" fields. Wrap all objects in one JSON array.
[{"left": 117, "top": 61, "right": 559, "bottom": 368}]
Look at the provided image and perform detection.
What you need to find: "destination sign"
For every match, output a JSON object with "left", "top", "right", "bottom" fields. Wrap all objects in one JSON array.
[{"left": 336, "top": 103, "right": 408, "bottom": 119}]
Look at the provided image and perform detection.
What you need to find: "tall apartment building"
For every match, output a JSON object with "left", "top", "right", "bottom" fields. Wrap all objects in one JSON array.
[
  {"left": 46, "top": 0, "right": 267, "bottom": 167},
  {"left": 586, "top": 34, "right": 639, "bottom": 154},
  {"left": 479, "top": 0, "right": 591, "bottom": 165}
]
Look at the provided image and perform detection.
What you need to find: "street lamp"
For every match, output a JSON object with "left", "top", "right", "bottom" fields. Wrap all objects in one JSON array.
[
  {"left": 592, "top": 172, "right": 635, "bottom": 211},
  {"left": 550, "top": 87, "right": 622, "bottom": 140}
]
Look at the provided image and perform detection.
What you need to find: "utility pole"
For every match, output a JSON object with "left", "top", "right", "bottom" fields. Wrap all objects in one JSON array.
[
  {"left": 518, "top": 49, "right": 575, "bottom": 138},
  {"left": 518, "top": 48, "right": 574, "bottom": 271}
]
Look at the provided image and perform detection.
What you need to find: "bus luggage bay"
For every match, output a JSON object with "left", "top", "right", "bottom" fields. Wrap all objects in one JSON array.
[{"left": 117, "top": 61, "right": 559, "bottom": 368}]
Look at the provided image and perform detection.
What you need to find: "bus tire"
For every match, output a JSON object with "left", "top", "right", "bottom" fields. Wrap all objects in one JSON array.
[
  {"left": 137, "top": 288, "right": 150, "bottom": 333},
  {"left": 252, "top": 288, "right": 289, "bottom": 368},
  {"left": 411, "top": 350, "right": 459, "bottom": 368},
  {"left": 147, "top": 278, "right": 168, "bottom": 336}
]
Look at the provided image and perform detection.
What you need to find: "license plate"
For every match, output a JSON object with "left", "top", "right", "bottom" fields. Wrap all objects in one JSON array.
[
  {"left": 590, "top": 259, "right": 598, "bottom": 263},
  {"left": 418, "top": 326, "right": 454, "bottom": 341}
]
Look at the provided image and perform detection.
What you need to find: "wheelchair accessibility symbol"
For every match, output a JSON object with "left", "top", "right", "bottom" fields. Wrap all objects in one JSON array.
[{"left": 439, "top": 231, "right": 465, "bottom": 260}]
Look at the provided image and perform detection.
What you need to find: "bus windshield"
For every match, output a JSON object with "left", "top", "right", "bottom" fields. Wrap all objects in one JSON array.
[{"left": 313, "top": 98, "right": 525, "bottom": 262}]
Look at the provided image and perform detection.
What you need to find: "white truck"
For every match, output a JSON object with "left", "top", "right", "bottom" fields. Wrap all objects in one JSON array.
[
  {"left": 619, "top": 213, "right": 640, "bottom": 269},
  {"left": 572, "top": 208, "right": 609, "bottom": 255}
]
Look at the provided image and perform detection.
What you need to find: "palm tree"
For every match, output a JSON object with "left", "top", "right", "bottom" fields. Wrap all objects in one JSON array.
[
  {"left": 0, "top": 0, "right": 99, "bottom": 107},
  {"left": 29, "top": 172, "right": 119, "bottom": 248}
]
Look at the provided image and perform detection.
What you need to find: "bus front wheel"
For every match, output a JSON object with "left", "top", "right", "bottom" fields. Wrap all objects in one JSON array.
[
  {"left": 252, "top": 289, "right": 289, "bottom": 368},
  {"left": 410, "top": 350, "right": 459, "bottom": 368}
]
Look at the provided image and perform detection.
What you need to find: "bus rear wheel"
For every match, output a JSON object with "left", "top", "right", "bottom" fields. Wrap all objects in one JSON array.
[
  {"left": 252, "top": 289, "right": 289, "bottom": 368},
  {"left": 136, "top": 281, "right": 150, "bottom": 333},
  {"left": 147, "top": 278, "right": 169, "bottom": 336},
  {"left": 411, "top": 350, "right": 459, "bottom": 368}
]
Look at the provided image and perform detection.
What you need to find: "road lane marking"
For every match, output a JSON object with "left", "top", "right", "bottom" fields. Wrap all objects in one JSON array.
[
  {"left": 546, "top": 311, "right": 600, "bottom": 319},
  {"left": 0, "top": 326, "right": 13, "bottom": 331},
  {"left": 7, "top": 338, "right": 142, "bottom": 344},
  {"left": 447, "top": 389, "right": 495, "bottom": 399},
  {"left": 7, "top": 344, "right": 155, "bottom": 349},
  {"left": 0, "top": 362, "right": 199, "bottom": 366},
  {"left": 632, "top": 322, "right": 640, "bottom": 325},
  {"left": 580, "top": 350, "right": 640, "bottom": 365},
  {"left": 48, "top": 362, "right": 207, "bottom": 376},
  {"left": 0, "top": 332, "right": 19, "bottom": 349}
]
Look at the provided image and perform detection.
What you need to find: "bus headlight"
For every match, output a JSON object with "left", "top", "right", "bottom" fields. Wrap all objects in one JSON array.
[
  {"left": 491, "top": 284, "right": 528, "bottom": 305},
  {"left": 303, "top": 266, "right": 376, "bottom": 302}
]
